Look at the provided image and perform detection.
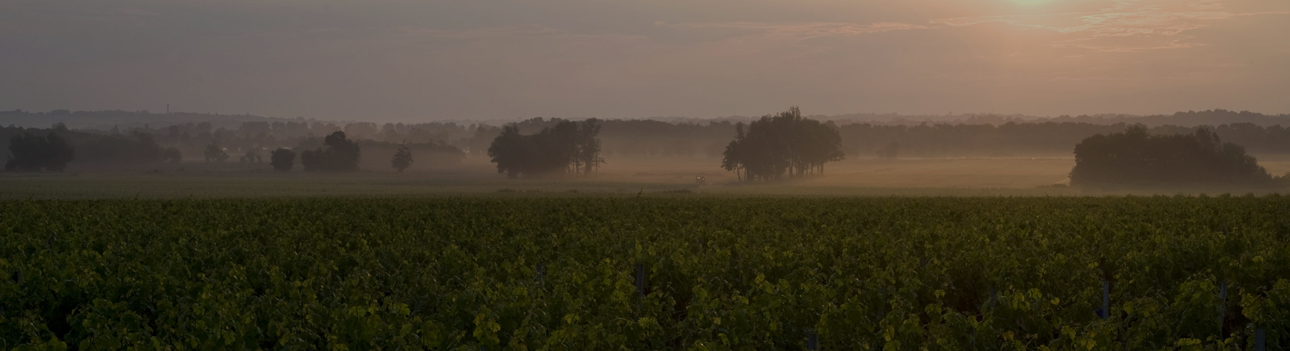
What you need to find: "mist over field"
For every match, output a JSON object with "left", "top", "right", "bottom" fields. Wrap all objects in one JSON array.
[{"left": 3, "top": 108, "right": 1290, "bottom": 198}]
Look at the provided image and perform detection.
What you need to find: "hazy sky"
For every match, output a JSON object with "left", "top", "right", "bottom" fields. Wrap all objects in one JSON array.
[{"left": 2, "top": 0, "right": 1288, "bottom": 122}]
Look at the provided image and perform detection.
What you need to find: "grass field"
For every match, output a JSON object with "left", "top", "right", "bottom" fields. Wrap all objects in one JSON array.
[{"left": 3, "top": 197, "right": 1289, "bottom": 349}]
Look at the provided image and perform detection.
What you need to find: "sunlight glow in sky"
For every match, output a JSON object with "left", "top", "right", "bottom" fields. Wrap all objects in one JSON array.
[{"left": 1, "top": 0, "right": 1288, "bottom": 121}]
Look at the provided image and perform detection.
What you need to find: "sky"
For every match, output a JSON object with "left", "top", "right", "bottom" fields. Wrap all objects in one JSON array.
[{"left": 1, "top": 0, "right": 1288, "bottom": 122}]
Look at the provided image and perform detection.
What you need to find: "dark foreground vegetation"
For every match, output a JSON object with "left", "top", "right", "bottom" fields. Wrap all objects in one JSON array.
[{"left": 2, "top": 197, "right": 1288, "bottom": 349}]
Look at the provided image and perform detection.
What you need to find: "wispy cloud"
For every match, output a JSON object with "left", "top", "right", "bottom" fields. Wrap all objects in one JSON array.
[
  {"left": 4, "top": 0, "right": 1289, "bottom": 118},
  {"left": 1060, "top": 37, "right": 1203, "bottom": 52},
  {"left": 657, "top": 21, "right": 930, "bottom": 39},
  {"left": 1189, "top": 0, "right": 1225, "bottom": 10},
  {"left": 933, "top": 0, "right": 1289, "bottom": 52},
  {"left": 395, "top": 25, "right": 571, "bottom": 40}
]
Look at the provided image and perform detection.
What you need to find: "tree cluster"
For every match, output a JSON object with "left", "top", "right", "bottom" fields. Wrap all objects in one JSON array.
[
  {"left": 838, "top": 121, "right": 1290, "bottom": 158},
  {"left": 205, "top": 142, "right": 230, "bottom": 163},
  {"left": 4, "top": 132, "right": 74, "bottom": 172},
  {"left": 239, "top": 150, "right": 263, "bottom": 164},
  {"left": 300, "top": 131, "right": 361, "bottom": 172},
  {"left": 721, "top": 107, "right": 845, "bottom": 181},
  {"left": 76, "top": 132, "right": 165, "bottom": 166},
  {"left": 392, "top": 144, "right": 413, "bottom": 172},
  {"left": 162, "top": 147, "right": 182, "bottom": 164},
  {"left": 487, "top": 119, "right": 602, "bottom": 178},
  {"left": 270, "top": 148, "right": 296, "bottom": 172},
  {"left": 1070, "top": 126, "right": 1273, "bottom": 185}
]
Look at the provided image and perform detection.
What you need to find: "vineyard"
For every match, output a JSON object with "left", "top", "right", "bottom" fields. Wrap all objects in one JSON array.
[{"left": 2, "top": 196, "right": 1289, "bottom": 350}]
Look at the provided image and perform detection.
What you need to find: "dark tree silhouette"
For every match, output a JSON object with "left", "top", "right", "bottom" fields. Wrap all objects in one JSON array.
[
  {"left": 1070, "top": 126, "right": 1272, "bottom": 185},
  {"left": 77, "top": 132, "right": 164, "bottom": 166},
  {"left": 576, "top": 119, "right": 604, "bottom": 175},
  {"left": 204, "top": 142, "right": 229, "bottom": 163},
  {"left": 488, "top": 125, "right": 529, "bottom": 178},
  {"left": 299, "top": 150, "right": 317, "bottom": 171},
  {"left": 5, "top": 132, "right": 74, "bottom": 172},
  {"left": 487, "top": 120, "right": 602, "bottom": 178},
  {"left": 162, "top": 147, "right": 183, "bottom": 164},
  {"left": 721, "top": 107, "right": 845, "bottom": 181},
  {"left": 392, "top": 144, "right": 413, "bottom": 172},
  {"left": 300, "top": 131, "right": 361, "bottom": 172},
  {"left": 537, "top": 120, "right": 579, "bottom": 174},
  {"left": 270, "top": 148, "right": 295, "bottom": 172}
]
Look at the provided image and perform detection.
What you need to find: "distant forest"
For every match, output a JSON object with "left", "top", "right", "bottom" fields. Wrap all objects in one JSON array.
[
  {"left": 5, "top": 109, "right": 1290, "bottom": 170},
  {"left": 6, "top": 108, "right": 1288, "bottom": 130}
]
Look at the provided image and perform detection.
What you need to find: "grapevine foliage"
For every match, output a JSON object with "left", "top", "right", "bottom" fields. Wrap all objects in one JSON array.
[{"left": 1, "top": 196, "right": 1288, "bottom": 350}]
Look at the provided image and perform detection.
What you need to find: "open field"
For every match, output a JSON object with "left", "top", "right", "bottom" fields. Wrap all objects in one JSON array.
[
  {"left": 3, "top": 197, "right": 1288, "bottom": 349},
  {"left": 3, "top": 156, "right": 1289, "bottom": 199}
]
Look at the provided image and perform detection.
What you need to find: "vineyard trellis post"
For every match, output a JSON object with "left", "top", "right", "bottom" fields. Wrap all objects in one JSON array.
[
  {"left": 1100, "top": 280, "right": 1110, "bottom": 320},
  {"left": 1254, "top": 328, "right": 1266, "bottom": 351},
  {"left": 535, "top": 263, "right": 545, "bottom": 283},
  {"left": 635, "top": 263, "right": 645, "bottom": 298},
  {"left": 988, "top": 287, "right": 997, "bottom": 310},
  {"left": 1218, "top": 280, "right": 1226, "bottom": 337}
]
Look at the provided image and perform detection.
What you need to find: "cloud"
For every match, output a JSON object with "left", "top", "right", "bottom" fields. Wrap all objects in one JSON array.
[
  {"left": 1060, "top": 37, "right": 1203, "bottom": 52},
  {"left": 933, "top": 0, "right": 1290, "bottom": 52},
  {"left": 658, "top": 1, "right": 1287, "bottom": 54},
  {"left": 657, "top": 21, "right": 930, "bottom": 40},
  {"left": 394, "top": 25, "right": 573, "bottom": 40},
  {"left": 3, "top": 0, "right": 1289, "bottom": 119},
  {"left": 1189, "top": 0, "right": 1225, "bottom": 10}
]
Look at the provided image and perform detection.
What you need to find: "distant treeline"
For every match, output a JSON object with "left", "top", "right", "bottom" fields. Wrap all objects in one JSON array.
[
  {"left": 0, "top": 121, "right": 466, "bottom": 170},
  {"left": 1, "top": 125, "right": 183, "bottom": 170},
  {"left": 4, "top": 130, "right": 73, "bottom": 172},
  {"left": 7, "top": 109, "right": 1290, "bottom": 160},
  {"left": 0, "top": 126, "right": 460, "bottom": 172},
  {"left": 6, "top": 107, "right": 1288, "bottom": 130},
  {"left": 0, "top": 109, "right": 282, "bottom": 130},
  {"left": 824, "top": 109, "right": 1290, "bottom": 127},
  {"left": 837, "top": 122, "right": 1290, "bottom": 157},
  {"left": 9, "top": 109, "right": 1290, "bottom": 171},
  {"left": 8, "top": 109, "right": 1287, "bottom": 158}
]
